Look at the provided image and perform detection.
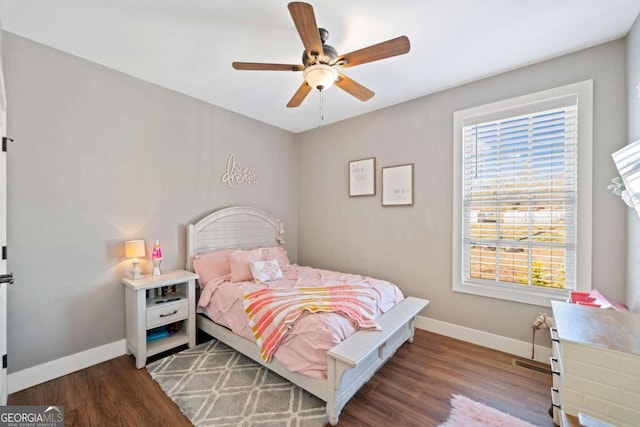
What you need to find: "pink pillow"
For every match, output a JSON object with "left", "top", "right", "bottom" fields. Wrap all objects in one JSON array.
[
  {"left": 192, "top": 249, "right": 233, "bottom": 287},
  {"left": 261, "top": 246, "right": 290, "bottom": 267},
  {"left": 229, "top": 249, "right": 263, "bottom": 282}
]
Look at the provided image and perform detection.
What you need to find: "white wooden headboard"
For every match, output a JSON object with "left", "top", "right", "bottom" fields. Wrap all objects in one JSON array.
[{"left": 186, "top": 206, "right": 284, "bottom": 271}]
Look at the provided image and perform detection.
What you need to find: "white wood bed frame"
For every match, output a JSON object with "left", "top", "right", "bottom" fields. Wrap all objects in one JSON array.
[{"left": 187, "top": 206, "right": 429, "bottom": 425}]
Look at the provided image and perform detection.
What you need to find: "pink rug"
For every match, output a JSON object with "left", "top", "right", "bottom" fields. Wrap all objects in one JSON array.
[{"left": 439, "top": 394, "right": 540, "bottom": 427}]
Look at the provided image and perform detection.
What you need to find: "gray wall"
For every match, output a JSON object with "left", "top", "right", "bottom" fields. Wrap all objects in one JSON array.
[
  {"left": 298, "top": 39, "right": 628, "bottom": 345},
  {"left": 2, "top": 30, "right": 633, "bottom": 374},
  {"left": 627, "top": 15, "right": 640, "bottom": 312},
  {"left": 3, "top": 33, "right": 298, "bottom": 372}
]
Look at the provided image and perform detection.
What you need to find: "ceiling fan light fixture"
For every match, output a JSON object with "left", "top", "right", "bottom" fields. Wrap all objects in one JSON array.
[{"left": 303, "top": 64, "right": 338, "bottom": 91}]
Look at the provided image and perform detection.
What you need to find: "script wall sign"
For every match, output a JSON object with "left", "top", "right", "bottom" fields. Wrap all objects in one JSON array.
[{"left": 221, "top": 154, "right": 258, "bottom": 188}]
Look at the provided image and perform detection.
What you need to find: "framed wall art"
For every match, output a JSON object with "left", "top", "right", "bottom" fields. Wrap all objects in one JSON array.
[
  {"left": 382, "top": 163, "right": 414, "bottom": 206},
  {"left": 349, "top": 157, "right": 376, "bottom": 197}
]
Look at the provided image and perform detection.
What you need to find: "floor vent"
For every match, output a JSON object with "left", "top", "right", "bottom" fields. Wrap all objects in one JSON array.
[{"left": 513, "top": 359, "right": 552, "bottom": 376}]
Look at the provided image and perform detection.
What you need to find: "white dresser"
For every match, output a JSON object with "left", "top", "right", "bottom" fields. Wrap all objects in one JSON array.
[{"left": 551, "top": 301, "right": 640, "bottom": 427}]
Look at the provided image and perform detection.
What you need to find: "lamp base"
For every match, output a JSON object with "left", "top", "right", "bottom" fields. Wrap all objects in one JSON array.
[
  {"left": 152, "top": 260, "right": 162, "bottom": 276},
  {"left": 130, "top": 260, "right": 143, "bottom": 279}
]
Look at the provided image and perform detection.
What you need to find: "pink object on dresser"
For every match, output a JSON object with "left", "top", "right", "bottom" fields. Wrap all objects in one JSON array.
[
  {"left": 569, "top": 289, "right": 629, "bottom": 311},
  {"left": 198, "top": 264, "right": 404, "bottom": 378}
]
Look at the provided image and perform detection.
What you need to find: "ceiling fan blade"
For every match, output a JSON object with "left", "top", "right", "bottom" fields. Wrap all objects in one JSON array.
[
  {"left": 336, "top": 36, "right": 410, "bottom": 68},
  {"left": 335, "top": 73, "right": 374, "bottom": 101},
  {"left": 232, "top": 62, "right": 304, "bottom": 71},
  {"left": 288, "top": 2, "right": 324, "bottom": 59},
  {"left": 287, "top": 81, "right": 312, "bottom": 108}
]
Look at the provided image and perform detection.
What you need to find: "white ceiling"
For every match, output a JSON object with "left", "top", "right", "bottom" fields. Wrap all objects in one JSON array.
[{"left": 1, "top": 0, "right": 639, "bottom": 133}]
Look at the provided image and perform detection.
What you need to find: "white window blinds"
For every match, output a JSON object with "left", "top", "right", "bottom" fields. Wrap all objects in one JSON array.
[{"left": 461, "top": 95, "right": 578, "bottom": 290}]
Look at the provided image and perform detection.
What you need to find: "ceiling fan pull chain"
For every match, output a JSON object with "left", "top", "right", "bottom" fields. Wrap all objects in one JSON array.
[{"left": 319, "top": 90, "right": 324, "bottom": 127}]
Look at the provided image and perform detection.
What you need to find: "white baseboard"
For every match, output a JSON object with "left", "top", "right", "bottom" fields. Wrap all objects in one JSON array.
[
  {"left": 8, "top": 339, "right": 127, "bottom": 394},
  {"left": 7, "top": 317, "right": 549, "bottom": 394},
  {"left": 415, "top": 315, "right": 551, "bottom": 364}
]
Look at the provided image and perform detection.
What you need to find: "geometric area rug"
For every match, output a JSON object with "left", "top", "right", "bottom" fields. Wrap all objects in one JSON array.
[
  {"left": 147, "top": 339, "right": 327, "bottom": 426},
  {"left": 439, "top": 394, "right": 540, "bottom": 427}
]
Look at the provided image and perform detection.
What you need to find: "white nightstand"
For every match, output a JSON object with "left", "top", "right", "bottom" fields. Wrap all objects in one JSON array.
[{"left": 121, "top": 269, "right": 198, "bottom": 369}]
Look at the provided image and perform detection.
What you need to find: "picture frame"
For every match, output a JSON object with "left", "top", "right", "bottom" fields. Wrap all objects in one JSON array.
[
  {"left": 382, "top": 163, "right": 414, "bottom": 206},
  {"left": 349, "top": 157, "right": 376, "bottom": 197}
]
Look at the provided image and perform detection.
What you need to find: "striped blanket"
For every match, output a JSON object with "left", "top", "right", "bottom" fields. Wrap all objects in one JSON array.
[{"left": 244, "top": 285, "right": 382, "bottom": 362}]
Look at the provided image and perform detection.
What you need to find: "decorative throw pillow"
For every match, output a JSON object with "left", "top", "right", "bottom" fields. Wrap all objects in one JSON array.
[
  {"left": 250, "top": 258, "right": 284, "bottom": 282},
  {"left": 229, "top": 248, "right": 263, "bottom": 282},
  {"left": 192, "top": 249, "right": 233, "bottom": 287},
  {"left": 261, "top": 246, "right": 290, "bottom": 266}
]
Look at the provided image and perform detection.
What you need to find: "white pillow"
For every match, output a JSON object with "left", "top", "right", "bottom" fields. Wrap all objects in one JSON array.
[{"left": 250, "top": 258, "right": 284, "bottom": 282}]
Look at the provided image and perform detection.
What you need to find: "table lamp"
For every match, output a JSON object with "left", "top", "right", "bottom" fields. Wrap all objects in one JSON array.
[{"left": 125, "top": 239, "right": 146, "bottom": 279}]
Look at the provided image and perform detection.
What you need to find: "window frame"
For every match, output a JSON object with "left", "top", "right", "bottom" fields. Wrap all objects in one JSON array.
[{"left": 452, "top": 80, "right": 593, "bottom": 307}]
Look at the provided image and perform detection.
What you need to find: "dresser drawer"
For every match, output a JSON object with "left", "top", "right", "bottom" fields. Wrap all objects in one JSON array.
[
  {"left": 147, "top": 300, "right": 188, "bottom": 328},
  {"left": 550, "top": 356, "right": 562, "bottom": 426},
  {"left": 550, "top": 387, "right": 562, "bottom": 426}
]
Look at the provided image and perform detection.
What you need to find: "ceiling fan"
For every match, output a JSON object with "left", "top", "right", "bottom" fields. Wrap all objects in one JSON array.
[{"left": 232, "top": 2, "right": 411, "bottom": 108}]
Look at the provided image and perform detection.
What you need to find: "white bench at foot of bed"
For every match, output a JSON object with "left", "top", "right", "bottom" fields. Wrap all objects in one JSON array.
[
  {"left": 326, "top": 296, "right": 429, "bottom": 425},
  {"left": 196, "top": 296, "right": 429, "bottom": 425}
]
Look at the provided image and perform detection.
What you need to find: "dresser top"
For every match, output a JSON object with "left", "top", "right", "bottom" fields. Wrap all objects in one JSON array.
[{"left": 552, "top": 301, "right": 640, "bottom": 355}]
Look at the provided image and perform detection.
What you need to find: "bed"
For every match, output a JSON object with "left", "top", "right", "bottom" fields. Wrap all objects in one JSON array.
[{"left": 187, "top": 206, "right": 429, "bottom": 425}]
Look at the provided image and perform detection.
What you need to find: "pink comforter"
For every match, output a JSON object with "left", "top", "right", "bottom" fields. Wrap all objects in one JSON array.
[{"left": 198, "top": 265, "right": 404, "bottom": 379}]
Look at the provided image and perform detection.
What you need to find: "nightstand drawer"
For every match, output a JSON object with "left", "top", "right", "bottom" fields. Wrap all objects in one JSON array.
[{"left": 147, "top": 300, "right": 188, "bottom": 328}]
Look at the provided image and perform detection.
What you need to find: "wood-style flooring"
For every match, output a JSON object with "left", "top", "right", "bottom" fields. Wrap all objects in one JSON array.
[{"left": 9, "top": 330, "right": 554, "bottom": 426}]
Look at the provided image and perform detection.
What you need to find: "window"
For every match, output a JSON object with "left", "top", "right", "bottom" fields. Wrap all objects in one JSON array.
[{"left": 452, "top": 81, "right": 593, "bottom": 307}]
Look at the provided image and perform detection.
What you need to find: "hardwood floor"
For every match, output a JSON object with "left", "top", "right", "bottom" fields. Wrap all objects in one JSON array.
[{"left": 9, "top": 330, "right": 554, "bottom": 427}]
